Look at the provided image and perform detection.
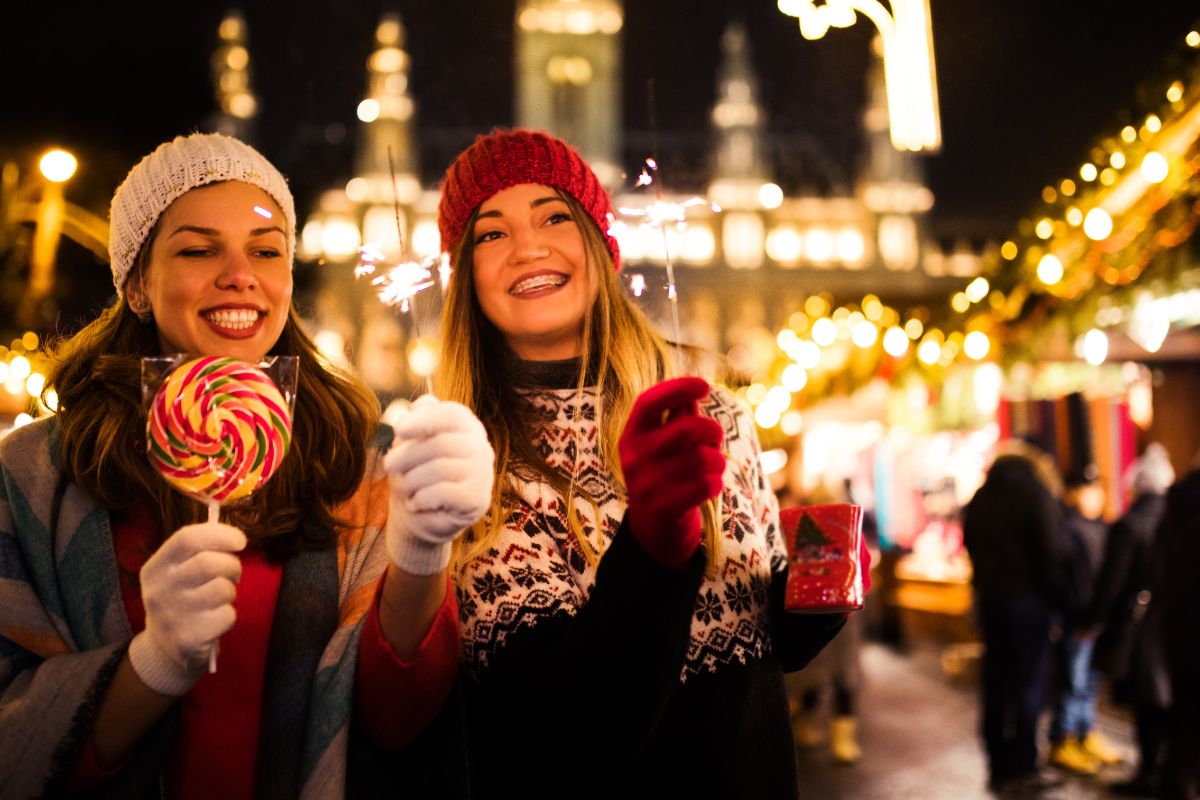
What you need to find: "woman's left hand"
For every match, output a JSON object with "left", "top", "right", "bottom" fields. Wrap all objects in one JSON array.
[{"left": 383, "top": 396, "right": 495, "bottom": 575}]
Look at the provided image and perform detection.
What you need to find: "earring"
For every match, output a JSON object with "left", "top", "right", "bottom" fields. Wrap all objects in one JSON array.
[{"left": 132, "top": 297, "right": 153, "bottom": 324}]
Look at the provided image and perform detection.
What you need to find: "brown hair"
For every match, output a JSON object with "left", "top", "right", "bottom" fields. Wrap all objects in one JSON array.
[
  {"left": 47, "top": 286, "right": 379, "bottom": 561},
  {"left": 435, "top": 190, "right": 720, "bottom": 572}
]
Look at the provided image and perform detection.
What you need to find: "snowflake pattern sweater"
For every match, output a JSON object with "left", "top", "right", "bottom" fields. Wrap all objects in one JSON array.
[{"left": 456, "top": 367, "right": 844, "bottom": 798}]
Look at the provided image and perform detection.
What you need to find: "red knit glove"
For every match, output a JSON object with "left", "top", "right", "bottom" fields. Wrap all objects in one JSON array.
[{"left": 618, "top": 377, "right": 726, "bottom": 568}]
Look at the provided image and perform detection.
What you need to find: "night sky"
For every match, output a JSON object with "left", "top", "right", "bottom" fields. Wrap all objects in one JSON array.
[{"left": 1, "top": 0, "right": 1198, "bottom": 322}]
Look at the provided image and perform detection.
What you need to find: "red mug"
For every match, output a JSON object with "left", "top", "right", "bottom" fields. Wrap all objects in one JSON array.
[{"left": 779, "top": 504, "right": 864, "bottom": 613}]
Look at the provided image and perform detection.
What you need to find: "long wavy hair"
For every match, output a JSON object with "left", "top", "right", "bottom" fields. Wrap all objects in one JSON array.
[
  {"left": 436, "top": 190, "right": 720, "bottom": 573},
  {"left": 47, "top": 238, "right": 379, "bottom": 560}
]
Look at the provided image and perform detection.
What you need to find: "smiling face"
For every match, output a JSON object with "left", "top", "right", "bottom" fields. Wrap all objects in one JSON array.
[
  {"left": 125, "top": 181, "right": 292, "bottom": 363},
  {"left": 469, "top": 183, "right": 595, "bottom": 361}
]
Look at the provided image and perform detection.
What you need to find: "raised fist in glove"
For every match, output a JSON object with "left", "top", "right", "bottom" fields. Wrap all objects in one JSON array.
[
  {"left": 128, "top": 522, "right": 245, "bottom": 696},
  {"left": 619, "top": 377, "right": 726, "bottom": 569},
  {"left": 384, "top": 395, "right": 495, "bottom": 575}
]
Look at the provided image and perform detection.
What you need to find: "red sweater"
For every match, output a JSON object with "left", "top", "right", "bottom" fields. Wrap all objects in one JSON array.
[{"left": 70, "top": 507, "right": 458, "bottom": 796}]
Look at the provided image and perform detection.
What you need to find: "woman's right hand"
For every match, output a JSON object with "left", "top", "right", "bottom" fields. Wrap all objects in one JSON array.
[
  {"left": 619, "top": 377, "right": 726, "bottom": 568},
  {"left": 127, "top": 522, "right": 245, "bottom": 696}
]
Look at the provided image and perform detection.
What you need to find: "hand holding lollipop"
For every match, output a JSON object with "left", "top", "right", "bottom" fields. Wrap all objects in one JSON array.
[{"left": 131, "top": 356, "right": 294, "bottom": 690}]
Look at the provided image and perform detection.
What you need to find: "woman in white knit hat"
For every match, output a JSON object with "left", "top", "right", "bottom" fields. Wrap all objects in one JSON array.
[{"left": 0, "top": 132, "right": 491, "bottom": 797}]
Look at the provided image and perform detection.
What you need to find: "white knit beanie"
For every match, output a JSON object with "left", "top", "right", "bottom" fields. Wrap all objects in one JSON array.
[{"left": 108, "top": 132, "right": 296, "bottom": 295}]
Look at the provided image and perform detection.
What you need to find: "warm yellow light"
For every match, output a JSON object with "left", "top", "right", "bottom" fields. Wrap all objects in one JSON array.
[
  {"left": 1188, "top": 31, "right": 1200, "bottom": 48},
  {"left": 754, "top": 403, "right": 782, "bottom": 430},
  {"left": 746, "top": 383, "right": 767, "bottom": 405},
  {"left": 1000, "top": 241, "right": 1018, "bottom": 260},
  {"left": 228, "top": 93, "right": 257, "bottom": 119},
  {"left": 781, "top": 364, "right": 808, "bottom": 392},
  {"left": 1079, "top": 163, "right": 1098, "bottom": 182},
  {"left": 1066, "top": 206, "right": 1083, "bottom": 226},
  {"left": 963, "top": 331, "right": 990, "bottom": 360},
  {"left": 357, "top": 99, "right": 381, "bottom": 123},
  {"left": 1099, "top": 168, "right": 1117, "bottom": 186},
  {"left": 804, "top": 295, "right": 830, "bottom": 318},
  {"left": 758, "top": 183, "right": 784, "bottom": 209},
  {"left": 9, "top": 355, "right": 31, "bottom": 381},
  {"left": 904, "top": 318, "right": 924, "bottom": 340},
  {"left": 345, "top": 177, "right": 369, "bottom": 202},
  {"left": 225, "top": 45, "right": 249, "bottom": 71},
  {"left": 1110, "top": 151, "right": 1126, "bottom": 169},
  {"left": 1035, "top": 218, "right": 1055, "bottom": 239},
  {"left": 1083, "top": 208, "right": 1113, "bottom": 241},
  {"left": 22, "top": 332, "right": 38, "bottom": 351},
  {"left": 965, "top": 277, "right": 990, "bottom": 303},
  {"left": 1041, "top": 186, "right": 1057, "bottom": 204},
  {"left": 811, "top": 317, "right": 837, "bottom": 347},
  {"left": 25, "top": 372, "right": 45, "bottom": 397},
  {"left": 1141, "top": 151, "right": 1169, "bottom": 183},
  {"left": 777, "top": 328, "right": 799, "bottom": 351},
  {"left": 13, "top": 413, "right": 33, "bottom": 429},
  {"left": 882, "top": 326, "right": 909, "bottom": 357},
  {"left": 917, "top": 339, "right": 941, "bottom": 365},
  {"left": 794, "top": 340, "right": 821, "bottom": 370},
  {"left": 43, "top": 388, "right": 59, "bottom": 412},
  {"left": 780, "top": 411, "right": 804, "bottom": 436},
  {"left": 407, "top": 338, "right": 438, "bottom": 377},
  {"left": 851, "top": 321, "right": 878, "bottom": 348},
  {"left": 1037, "top": 253, "right": 1064, "bottom": 285},
  {"left": 1059, "top": 179, "right": 1076, "bottom": 197},
  {"left": 1167, "top": 81, "right": 1184, "bottom": 103},
  {"left": 862, "top": 295, "right": 883, "bottom": 321},
  {"left": 1145, "top": 114, "right": 1162, "bottom": 134},
  {"left": 951, "top": 292, "right": 970, "bottom": 313},
  {"left": 1120, "top": 126, "right": 1137, "bottom": 143},
  {"left": 39, "top": 149, "right": 77, "bottom": 183},
  {"left": 1078, "top": 328, "right": 1108, "bottom": 366}
]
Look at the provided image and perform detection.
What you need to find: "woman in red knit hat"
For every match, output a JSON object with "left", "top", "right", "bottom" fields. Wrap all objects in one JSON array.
[{"left": 434, "top": 128, "right": 848, "bottom": 797}]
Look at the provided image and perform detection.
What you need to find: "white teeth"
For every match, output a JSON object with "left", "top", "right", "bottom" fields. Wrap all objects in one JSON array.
[
  {"left": 510, "top": 274, "right": 567, "bottom": 295},
  {"left": 203, "top": 309, "right": 261, "bottom": 330}
]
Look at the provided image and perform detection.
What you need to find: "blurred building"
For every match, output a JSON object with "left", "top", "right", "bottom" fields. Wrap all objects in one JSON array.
[{"left": 288, "top": 2, "right": 984, "bottom": 397}]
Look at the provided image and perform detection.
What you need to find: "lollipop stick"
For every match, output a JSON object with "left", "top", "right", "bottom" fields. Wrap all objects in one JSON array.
[{"left": 207, "top": 500, "right": 219, "bottom": 674}]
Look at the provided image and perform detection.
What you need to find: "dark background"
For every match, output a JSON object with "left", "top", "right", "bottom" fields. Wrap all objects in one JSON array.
[{"left": 1, "top": 0, "right": 1197, "bottom": 324}]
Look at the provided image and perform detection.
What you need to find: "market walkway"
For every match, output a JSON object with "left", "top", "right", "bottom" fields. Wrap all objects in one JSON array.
[{"left": 795, "top": 643, "right": 1142, "bottom": 799}]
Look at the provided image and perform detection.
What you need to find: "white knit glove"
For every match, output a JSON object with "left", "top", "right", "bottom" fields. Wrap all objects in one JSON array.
[
  {"left": 127, "top": 522, "right": 245, "bottom": 696},
  {"left": 384, "top": 395, "right": 495, "bottom": 575}
]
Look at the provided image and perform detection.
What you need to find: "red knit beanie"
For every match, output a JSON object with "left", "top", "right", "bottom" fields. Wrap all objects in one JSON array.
[{"left": 437, "top": 129, "right": 620, "bottom": 269}]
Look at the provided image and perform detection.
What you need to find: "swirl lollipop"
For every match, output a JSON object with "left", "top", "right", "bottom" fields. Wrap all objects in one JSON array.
[
  {"left": 146, "top": 355, "right": 293, "bottom": 671},
  {"left": 148, "top": 356, "right": 292, "bottom": 507}
]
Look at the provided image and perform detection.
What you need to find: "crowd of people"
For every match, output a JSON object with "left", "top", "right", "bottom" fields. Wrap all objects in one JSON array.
[{"left": 964, "top": 438, "right": 1200, "bottom": 798}]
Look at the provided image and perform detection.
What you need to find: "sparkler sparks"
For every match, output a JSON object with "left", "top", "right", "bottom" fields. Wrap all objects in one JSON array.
[
  {"left": 358, "top": 247, "right": 440, "bottom": 313},
  {"left": 608, "top": 157, "right": 720, "bottom": 348}
]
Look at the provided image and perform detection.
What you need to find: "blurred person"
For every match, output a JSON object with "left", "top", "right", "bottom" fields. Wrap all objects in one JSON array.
[
  {"left": 0, "top": 133, "right": 492, "bottom": 797},
  {"left": 1048, "top": 463, "right": 1119, "bottom": 775},
  {"left": 1083, "top": 444, "right": 1174, "bottom": 795},
  {"left": 1157, "top": 447, "right": 1200, "bottom": 800},
  {"left": 963, "top": 440, "right": 1070, "bottom": 794},
  {"left": 432, "top": 128, "right": 855, "bottom": 797}
]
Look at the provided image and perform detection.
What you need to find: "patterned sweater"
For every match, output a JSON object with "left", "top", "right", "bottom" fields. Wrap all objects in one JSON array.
[{"left": 456, "top": 378, "right": 843, "bottom": 798}]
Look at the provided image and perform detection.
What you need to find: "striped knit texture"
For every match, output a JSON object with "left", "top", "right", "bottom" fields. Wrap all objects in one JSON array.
[
  {"left": 0, "top": 416, "right": 390, "bottom": 798},
  {"left": 437, "top": 128, "right": 620, "bottom": 268}
]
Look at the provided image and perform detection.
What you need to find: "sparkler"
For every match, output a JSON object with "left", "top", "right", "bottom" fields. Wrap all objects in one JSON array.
[
  {"left": 607, "top": 156, "right": 720, "bottom": 349},
  {"left": 353, "top": 147, "right": 447, "bottom": 394}
]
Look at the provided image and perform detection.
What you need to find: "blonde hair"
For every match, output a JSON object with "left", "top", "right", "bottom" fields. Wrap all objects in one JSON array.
[{"left": 436, "top": 190, "right": 720, "bottom": 574}]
